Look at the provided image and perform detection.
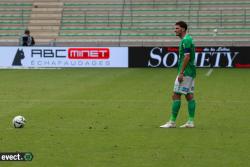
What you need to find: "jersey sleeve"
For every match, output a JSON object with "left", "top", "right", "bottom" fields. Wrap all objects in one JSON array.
[{"left": 182, "top": 38, "right": 192, "bottom": 55}]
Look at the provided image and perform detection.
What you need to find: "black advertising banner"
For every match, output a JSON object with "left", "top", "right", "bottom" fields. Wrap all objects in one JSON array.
[{"left": 129, "top": 47, "right": 250, "bottom": 68}]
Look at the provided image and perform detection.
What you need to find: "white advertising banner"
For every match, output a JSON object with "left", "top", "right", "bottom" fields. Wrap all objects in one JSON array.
[{"left": 0, "top": 47, "right": 128, "bottom": 68}]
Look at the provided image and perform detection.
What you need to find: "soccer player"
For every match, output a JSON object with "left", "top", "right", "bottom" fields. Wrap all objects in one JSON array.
[{"left": 160, "top": 21, "right": 196, "bottom": 128}]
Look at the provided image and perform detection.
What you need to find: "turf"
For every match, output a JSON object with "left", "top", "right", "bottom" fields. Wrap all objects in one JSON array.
[{"left": 0, "top": 68, "right": 249, "bottom": 167}]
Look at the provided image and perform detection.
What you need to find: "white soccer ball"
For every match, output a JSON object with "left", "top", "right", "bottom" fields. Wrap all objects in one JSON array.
[{"left": 12, "top": 115, "right": 26, "bottom": 128}]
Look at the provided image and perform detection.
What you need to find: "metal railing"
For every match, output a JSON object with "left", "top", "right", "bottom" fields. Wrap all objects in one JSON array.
[
  {"left": 58, "top": 2, "right": 250, "bottom": 46},
  {"left": 118, "top": 0, "right": 127, "bottom": 46}
]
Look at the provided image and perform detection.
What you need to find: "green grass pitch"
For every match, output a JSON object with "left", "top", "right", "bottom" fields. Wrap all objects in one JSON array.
[{"left": 0, "top": 68, "right": 249, "bottom": 167}]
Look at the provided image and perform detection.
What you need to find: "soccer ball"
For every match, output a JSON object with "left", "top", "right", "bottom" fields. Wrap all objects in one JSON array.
[{"left": 12, "top": 115, "right": 26, "bottom": 128}]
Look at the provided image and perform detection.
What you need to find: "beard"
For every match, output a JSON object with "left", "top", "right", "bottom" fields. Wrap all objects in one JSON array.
[{"left": 175, "top": 33, "right": 181, "bottom": 37}]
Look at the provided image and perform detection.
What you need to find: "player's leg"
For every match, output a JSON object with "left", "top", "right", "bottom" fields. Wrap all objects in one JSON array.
[
  {"left": 159, "top": 92, "right": 181, "bottom": 128},
  {"left": 170, "top": 92, "right": 181, "bottom": 122},
  {"left": 180, "top": 78, "right": 196, "bottom": 128},
  {"left": 186, "top": 93, "right": 196, "bottom": 122},
  {"left": 160, "top": 76, "right": 182, "bottom": 128}
]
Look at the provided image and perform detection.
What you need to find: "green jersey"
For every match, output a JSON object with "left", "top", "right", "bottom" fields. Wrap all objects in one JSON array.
[{"left": 178, "top": 34, "right": 196, "bottom": 78}]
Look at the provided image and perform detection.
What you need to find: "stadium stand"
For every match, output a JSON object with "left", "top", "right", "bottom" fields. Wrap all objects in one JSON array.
[
  {"left": 0, "top": 0, "right": 32, "bottom": 45},
  {"left": 0, "top": 0, "right": 249, "bottom": 46}
]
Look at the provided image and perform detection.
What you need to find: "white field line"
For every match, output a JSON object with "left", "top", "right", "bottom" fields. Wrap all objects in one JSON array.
[{"left": 206, "top": 68, "right": 213, "bottom": 77}]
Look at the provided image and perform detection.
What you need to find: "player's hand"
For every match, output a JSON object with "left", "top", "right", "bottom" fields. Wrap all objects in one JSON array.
[{"left": 178, "top": 73, "right": 184, "bottom": 83}]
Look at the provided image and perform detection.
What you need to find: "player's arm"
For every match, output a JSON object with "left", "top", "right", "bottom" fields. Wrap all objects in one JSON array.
[
  {"left": 178, "top": 49, "right": 191, "bottom": 82},
  {"left": 180, "top": 53, "right": 190, "bottom": 74}
]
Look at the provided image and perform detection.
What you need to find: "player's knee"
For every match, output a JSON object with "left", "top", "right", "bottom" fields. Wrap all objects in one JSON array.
[
  {"left": 185, "top": 94, "right": 193, "bottom": 101},
  {"left": 172, "top": 93, "right": 181, "bottom": 100}
]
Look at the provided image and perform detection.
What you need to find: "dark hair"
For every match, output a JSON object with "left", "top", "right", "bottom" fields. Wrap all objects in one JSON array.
[
  {"left": 175, "top": 21, "right": 188, "bottom": 31},
  {"left": 24, "top": 29, "right": 30, "bottom": 35}
]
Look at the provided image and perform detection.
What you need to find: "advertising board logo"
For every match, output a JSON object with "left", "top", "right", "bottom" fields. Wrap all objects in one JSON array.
[
  {"left": 147, "top": 47, "right": 239, "bottom": 68},
  {"left": 148, "top": 47, "right": 178, "bottom": 67},
  {"left": 68, "top": 48, "right": 110, "bottom": 59},
  {"left": 12, "top": 49, "right": 25, "bottom": 66}
]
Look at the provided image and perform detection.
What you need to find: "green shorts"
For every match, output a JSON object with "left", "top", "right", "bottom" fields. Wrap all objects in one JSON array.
[{"left": 173, "top": 76, "right": 195, "bottom": 95}]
